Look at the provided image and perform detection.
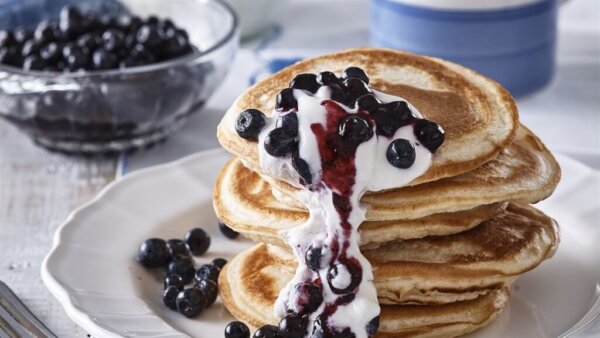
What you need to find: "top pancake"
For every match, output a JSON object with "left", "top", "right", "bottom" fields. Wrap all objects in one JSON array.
[{"left": 217, "top": 48, "right": 519, "bottom": 187}]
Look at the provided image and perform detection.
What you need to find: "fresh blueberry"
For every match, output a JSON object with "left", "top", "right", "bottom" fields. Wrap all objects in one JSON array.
[
  {"left": 290, "top": 73, "right": 319, "bottom": 93},
  {"left": 59, "top": 6, "right": 84, "bottom": 38},
  {"left": 102, "top": 29, "right": 125, "bottom": 52},
  {"left": 264, "top": 127, "right": 298, "bottom": 157},
  {"left": 338, "top": 115, "right": 374, "bottom": 145},
  {"left": 184, "top": 228, "right": 211, "bottom": 255},
  {"left": 196, "top": 279, "right": 218, "bottom": 306},
  {"left": 146, "top": 16, "right": 160, "bottom": 26},
  {"left": 295, "top": 281, "right": 323, "bottom": 315},
  {"left": 21, "top": 40, "right": 41, "bottom": 58},
  {"left": 219, "top": 221, "right": 240, "bottom": 239},
  {"left": 329, "top": 83, "right": 348, "bottom": 104},
  {"left": 138, "top": 238, "right": 171, "bottom": 268},
  {"left": 0, "top": 47, "right": 20, "bottom": 66},
  {"left": 195, "top": 263, "right": 220, "bottom": 282},
  {"left": 317, "top": 71, "right": 341, "bottom": 86},
  {"left": 129, "top": 44, "right": 156, "bottom": 64},
  {"left": 176, "top": 287, "right": 207, "bottom": 318},
  {"left": 167, "top": 257, "right": 195, "bottom": 284},
  {"left": 235, "top": 109, "right": 266, "bottom": 141},
  {"left": 164, "top": 274, "right": 185, "bottom": 291},
  {"left": 212, "top": 257, "right": 228, "bottom": 270},
  {"left": 163, "top": 33, "right": 188, "bottom": 57},
  {"left": 162, "top": 285, "right": 179, "bottom": 310},
  {"left": 305, "top": 246, "right": 323, "bottom": 271},
  {"left": 40, "top": 42, "right": 60, "bottom": 63},
  {"left": 33, "top": 21, "right": 56, "bottom": 43},
  {"left": 136, "top": 25, "right": 162, "bottom": 49},
  {"left": 342, "top": 66, "right": 369, "bottom": 84},
  {"left": 92, "top": 49, "right": 118, "bottom": 70},
  {"left": 366, "top": 315, "right": 380, "bottom": 337},
  {"left": 167, "top": 239, "right": 190, "bottom": 259},
  {"left": 0, "top": 31, "right": 17, "bottom": 48},
  {"left": 327, "top": 262, "right": 361, "bottom": 294},
  {"left": 277, "top": 112, "right": 298, "bottom": 134},
  {"left": 276, "top": 88, "right": 297, "bottom": 111},
  {"left": 386, "top": 139, "right": 415, "bottom": 169},
  {"left": 225, "top": 321, "right": 251, "bottom": 338},
  {"left": 65, "top": 49, "right": 90, "bottom": 71},
  {"left": 414, "top": 119, "right": 445, "bottom": 153},
  {"left": 13, "top": 28, "right": 32, "bottom": 44},
  {"left": 371, "top": 108, "right": 399, "bottom": 137},
  {"left": 356, "top": 94, "right": 380, "bottom": 112},
  {"left": 253, "top": 325, "right": 279, "bottom": 338},
  {"left": 278, "top": 313, "right": 308, "bottom": 338},
  {"left": 343, "top": 78, "right": 371, "bottom": 103},
  {"left": 23, "top": 55, "right": 45, "bottom": 71},
  {"left": 292, "top": 152, "right": 312, "bottom": 185},
  {"left": 99, "top": 14, "right": 118, "bottom": 30},
  {"left": 77, "top": 33, "right": 101, "bottom": 51},
  {"left": 383, "top": 101, "right": 413, "bottom": 125}
]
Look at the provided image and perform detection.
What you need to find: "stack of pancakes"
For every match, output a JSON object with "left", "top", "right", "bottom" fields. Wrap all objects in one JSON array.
[{"left": 214, "top": 49, "right": 561, "bottom": 337}]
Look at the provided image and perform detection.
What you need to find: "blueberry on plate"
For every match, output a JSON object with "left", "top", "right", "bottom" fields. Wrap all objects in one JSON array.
[
  {"left": 225, "top": 321, "right": 251, "bottom": 338},
  {"left": 184, "top": 228, "right": 211, "bottom": 256},
  {"left": 366, "top": 315, "right": 380, "bottom": 337},
  {"left": 253, "top": 325, "right": 279, "bottom": 338},
  {"left": 138, "top": 238, "right": 171, "bottom": 268},
  {"left": 371, "top": 108, "right": 399, "bottom": 138},
  {"left": 414, "top": 120, "right": 445, "bottom": 153},
  {"left": 219, "top": 221, "right": 240, "bottom": 239},
  {"left": 276, "top": 88, "right": 297, "bottom": 111},
  {"left": 295, "top": 281, "right": 323, "bottom": 315},
  {"left": 337, "top": 115, "right": 374, "bottom": 145},
  {"left": 305, "top": 245, "right": 323, "bottom": 271},
  {"left": 236, "top": 109, "right": 266, "bottom": 141},
  {"left": 167, "top": 239, "right": 190, "bottom": 259},
  {"left": 195, "top": 263, "right": 220, "bottom": 282},
  {"left": 167, "top": 257, "right": 195, "bottom": 284},
  {"left": 343, "top": 77, "right": 371, "bottom": 103},
  {"left": 162, "top": 285, "right": 179, "bottom": 310},
  {"left": 356, "top": 94, "right": 380, "bottom": 113},
  {"left": 341, "top": 66, "right": 369, "bottom": 84},
  {"left": 277, "top": 112, "right": 298, "bottom": 135},
  {"left": 164, "top": 274, "right": 185, "bottom": 291},
  {"left": 386, "top": 138, "right": 415, "bottom": 169},
  {"left": 317, "top": 71, "right": 340, "bottom": 86},
  {"left": 212, "top": 257, "right": 228, "bottom": 270},
  {"left": 196, "top": 279, "right": 218, "bottom": 306},
  {"left": 290, "top": 73, "right": 319, "bottom": 93},
  {"left": 278, "top": 313, "right": 308, "bottom": 338},
  {"left": 383, "top": 101, "right": 413, "bottom": 124},
  {"left": 264, "top": 127, "right": 298, "bottom": 157},
  {"left": 176, "top": 287, "right": 207, "bottom": 318}
]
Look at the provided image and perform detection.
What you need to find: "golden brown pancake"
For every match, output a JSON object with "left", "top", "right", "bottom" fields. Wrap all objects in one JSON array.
[
  {"left": 264, "top": 126, "right": 560, "bottom": 221},
  {"left": 217, "top": 48, "right": 519, "bottom": 188}
]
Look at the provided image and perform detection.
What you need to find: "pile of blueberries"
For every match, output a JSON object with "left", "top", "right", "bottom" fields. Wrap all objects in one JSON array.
[
  {"left": 138, "top": 222, "right": 239, "bottom": 318},
  {"left": 235, "top": 67, "right": 445, "bottom": 180},
  {"left": 0, "top": 5, "right": 193, "bottom": 72}
]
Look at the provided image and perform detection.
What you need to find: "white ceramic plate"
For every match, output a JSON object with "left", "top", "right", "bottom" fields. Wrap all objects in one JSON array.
[{"left": 42, "top": 149, "right": 600, "bottom": 338}]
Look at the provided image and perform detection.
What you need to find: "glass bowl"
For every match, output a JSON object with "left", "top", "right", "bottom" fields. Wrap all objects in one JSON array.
[{"left": 0, "top": 0, "right": 239, "bottom": 154}]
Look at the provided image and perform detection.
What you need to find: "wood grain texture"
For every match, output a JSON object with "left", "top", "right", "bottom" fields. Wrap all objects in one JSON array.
[{"left": 0, "top": 120, "right": 117, "bottom": 337}]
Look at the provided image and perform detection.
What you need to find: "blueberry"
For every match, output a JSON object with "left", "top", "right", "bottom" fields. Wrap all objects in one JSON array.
[
  {"left": 166, "top": 257, "right": 195, "bottom": 284},
  {"left": 40, "top": 43, "right": 60, "bottom": 63},
  {"left": 290, "top": 73, "right": 319, "bottom": 93},
  {"left": 356, "top": 94, "right": 380, "bottom": 112},
  {"left": 77, "top": 33, "right": 101, "bottom": 51},
  {"left": 65, "top": 49, "right": 90, "bottom": 71},
  {"left": 414, "top": 120, "right": 445, "bottom": 153},
  {"left": 163, "top": 33, "right": 188, "bottom": 57},
  {"left": 235, "top": 109, "right": 266, "bottom": 141},
  {"left": 264, "top": 127, "right": 298, "bottom": 157},
  {"left": 305, "top": 246, "right": 323, "bottom": 271},
  {"left": 292, "top": 152, "right": 312, "bottom": 185},
  {"left": 343, "top": 78, "right": 371, "bottom": 103},
  {"left": 212, "top": 257, "right": 228, "bottom": 270},
  {"left": 184, "top": 228, "right": 211, "bottom": 255},
  {"left": 136, "top": 25, "right": 162, "bottom": 49},
  {"left": 138, "top": 238, "right": 171, "bottom": 268},
  {"left": 366, "top": 315, "right": 380, "bottom": 337},
  {"left": 225, "top": 321, "right": 250, "bottom": 338},
  {"left": 327, "top": 262, "right": 361, "bottom": 294},
  {"left": 253, "top": 325, "right": 279, "bottom": 338},
  {"left": 59, "top": 6, "right": 84, "bottom": 38},
  {"left": 0, "top": 31, "right": 17, "bottom": 48},
  {"left": 196, "top": 279, "right": 218, "bottom": 306},
  {"left": 383, "top": 101, "right": 413, "bottom": 124},
  {"left": 219, "top": 221, "right": 240, "bottom": 239},
  {"left": 176, "top": 287, "right": 207, "bottom": 318},
  {"left": 386, "top": 139, "right": 415, "bottom": 169},
  {"left": 34, "top": 21, "right": 57, "bottom": 43},
  {"left": 164, "top": 274, "right": 185, "bottom": 291},
  {"left": 278, "top": 313, "right": 308, "bottom": 338},
  {"left": 92, "top": 49, "right": 119, "bottom": 70},
  {"left": 0, "top": 47, "right": 20, "bottom": 66},
  {"left": 195, "top": 263, "right": 220, "bottom": 282},
  {"left": 103, "top": 29, "right": 125, "bottom": 52},
  {"left": 129, "top": 44, "right": 156, "bottom": 64},
  {"left": 342, "top": 66, "right": 369, "bottom": 84},
  {"left": 146, "top": 16, "right": 160, "bottom": 26},
  {"left": 23, "top": 55, "right": 45, "bottom": 71},
  {"left": 59, "top": 5, "right": 82, "bottom": 23},
  {"left": 99, "top": 14, "right": 118, "bottom": 30},
  {"left": 21, "top": 40, "right": 41, "bottom": 58},
  {"left": 13, "top": 28, "right": 32, "bottom": 44},
  {"left": 276, "top": 88, "right": 297, "bottom": 111},
  {"left": 338, "top": 115, "right": 374, "bottom": 145},
  {"left": 317, "top": 71, "right": 340, "bottom": 86},
  {"left": 295, "top": 281, "right": 323, "bottom": 315},
  {"left": 162, "top": 285, "right": 179, "bottom": 310},
  {"left": 277, "top": 112, "right": 298, "bottom": 134},
  {"left": 371, "top": 108, "right": 399, "bottom": 137},
  {"left": 167, "top": 239, "right": 190, "bottom": 259},
  {"left": 329, "top": 83, "right": 348, "bottom": 104}
]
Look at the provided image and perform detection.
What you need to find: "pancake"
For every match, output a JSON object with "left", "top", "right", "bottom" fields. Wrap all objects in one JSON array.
[
  {"left": 220, "top": 243, "right": 510, "bottom": 338},
  {"left": 220, "top": 203, "right": 558, "bottom": 306},
  {"left": 213, "top": 156, "right": 508, "bottom": 248},
  {"left": 217, "top": 48, "right": 518, "bottom": 188},
  {"left": 264, "top": 125, "right": 561, "bottom": 221}
]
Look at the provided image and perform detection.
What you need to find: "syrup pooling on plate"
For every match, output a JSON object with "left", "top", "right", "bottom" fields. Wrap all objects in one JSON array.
[{"left": 235, "top": 68, "right": 444, "bottom": 337}]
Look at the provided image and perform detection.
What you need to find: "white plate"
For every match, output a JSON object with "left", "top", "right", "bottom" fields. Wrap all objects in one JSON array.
[{"left": 42, "top": 149, "right": 600, "bottom": 338}]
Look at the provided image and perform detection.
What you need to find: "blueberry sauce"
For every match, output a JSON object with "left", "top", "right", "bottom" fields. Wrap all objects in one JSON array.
[{"left": 248, "top": 68, "right": 444, "bottom": 337}]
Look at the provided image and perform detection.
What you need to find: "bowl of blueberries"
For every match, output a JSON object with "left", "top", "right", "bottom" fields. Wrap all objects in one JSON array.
[{"left": 0, "top": 0, "right": 238, "bottom": 154}]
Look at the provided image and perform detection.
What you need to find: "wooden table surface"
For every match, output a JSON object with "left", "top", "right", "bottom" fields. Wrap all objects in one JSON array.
[{"left": 0, "top": 119, "right": 117, "bottom": 337}]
